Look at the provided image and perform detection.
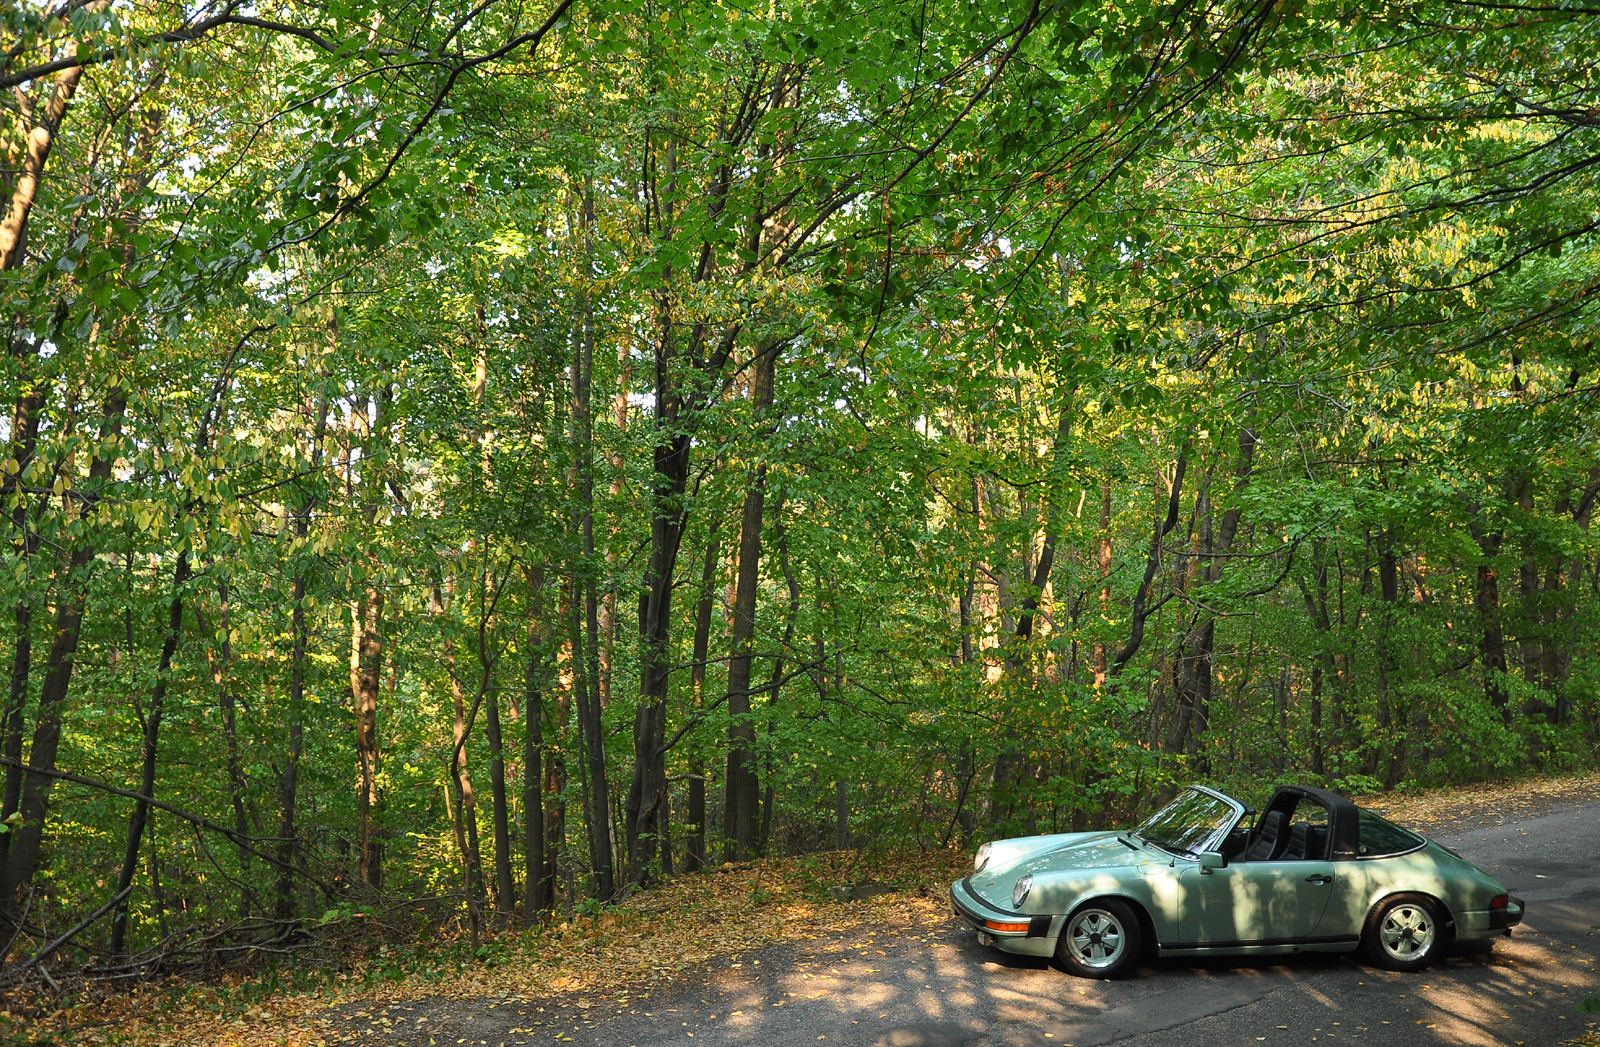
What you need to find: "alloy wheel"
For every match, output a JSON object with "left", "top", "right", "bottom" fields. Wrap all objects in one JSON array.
[
  {"left": 1065, "top": 908, "right": 1126, "bottom": 969},
  {"left": 1378, "top": 903, "right": 1435, "bottom": 960}
]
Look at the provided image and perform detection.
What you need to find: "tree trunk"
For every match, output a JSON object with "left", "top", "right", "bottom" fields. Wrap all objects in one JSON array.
[
  {"left": 756, "top": 495, "right": 799, "bottom": 859},
  {"left": 723, "top": 343, "right": 778, "bottom": 864},
  {"left": 1513, "top": 479, "right": 1553, "bottom": 717},
  {"left": 354, "top": 584, "right": 384, "bottom": 890},
  {"left": 1165, "top": 429, "right": 1256, "bottom": 763},
  {"left": 986, "top": 407, "right": 1073, "bottom": 824},
  {"left": 622, "top": 249, "right": 704, "bottom": 885},
  {"left": 0, "top": 61, "right": 85, "bottom": 269},
  {"left": 436, "top": 587, "right": 487, "bottom": 946},
  {"left": 0, "top": 30, "right": 91, "bottom": 908},
  {"left": 1546, "top": 466, "right": 1600, "bottom": 720},
  {"left": 685, "top": 530, "right": 720, "bottom": 873},
  {"left": 109, "top": 553, "right": 190, "bottom": 956},
  {"left": 0, "top": 603, "right": 30, "bottom": 874},
  {"left": 1110, "top": 445, "right": 1189, "bottom": 676},
  {"left": 1373, "top": 530, "right": 1405, "bottom": 785},
  {"left": 206, "top": 579, "right": 253, "bottom": 917},
  {"left": 1468, "top": 508, "right": 1511, "bottom": 720},
  {"left": 1093, "top": 482, "right": 1112, "bottom": 685},
  {"left": 2, "top": 391, "right": 125, "bottom": 916},
  {"left": 276, "top": 571, "right": 308, "bottom": 923},
  {"left": 566, "top": 276, "right": 616, "bottom": 901},
  {"left": 484, "top": 676, "right": 514, "bottom": 928},
  {"left": 522, "top": 614, "right": 549, "bottom": 922},
  {"left": 0, "top": 365, "right": 44, "bottom": 875}
]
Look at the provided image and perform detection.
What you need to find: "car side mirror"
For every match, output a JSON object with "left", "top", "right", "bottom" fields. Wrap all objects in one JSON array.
[{"left": 1199, "top": 851, "right": 1226, "bottom": 872}]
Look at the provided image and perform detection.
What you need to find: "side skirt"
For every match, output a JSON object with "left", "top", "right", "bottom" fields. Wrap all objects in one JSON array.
[{"left": 1159, "top": 935, "right": 1359, "bottom": 958}]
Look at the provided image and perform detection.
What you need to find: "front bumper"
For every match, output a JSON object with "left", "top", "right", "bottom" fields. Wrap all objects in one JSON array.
[{"left": 949, "top": 877, "right": 1058, "bottom": 958}]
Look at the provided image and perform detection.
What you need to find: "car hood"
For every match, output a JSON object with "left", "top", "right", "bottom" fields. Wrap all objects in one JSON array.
[{"left": 970, "top": 831, "right": 1158, "bottom": 901}]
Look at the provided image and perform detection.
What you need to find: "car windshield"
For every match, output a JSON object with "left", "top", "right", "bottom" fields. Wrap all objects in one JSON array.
[{"left": 1133, "top": 789, "right": 1236, "bottom": 856}]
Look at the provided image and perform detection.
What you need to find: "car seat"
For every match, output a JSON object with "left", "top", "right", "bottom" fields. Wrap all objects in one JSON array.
[
  {"left": 1281, "top": 821, "right": 1312, "bottom": 860},
  {"left": 1242, "top": 810, "right": 1287, "bottom": 861}
]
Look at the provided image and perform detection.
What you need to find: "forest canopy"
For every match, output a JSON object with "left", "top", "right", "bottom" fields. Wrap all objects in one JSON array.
[{"left": 0, "top": 0, "right": 1595, "bottom": 976}]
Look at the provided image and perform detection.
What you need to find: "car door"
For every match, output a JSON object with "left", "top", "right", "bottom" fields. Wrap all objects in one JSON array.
[
  {"left": 1179, "top": 800, "right": 1339, "bottom": 945},
  {"left": 1179, "top": 857, "right": 1337, "bottom": 944}
]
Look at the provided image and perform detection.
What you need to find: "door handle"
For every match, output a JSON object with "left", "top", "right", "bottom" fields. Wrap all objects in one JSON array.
[{"left": 1304, "top": 874, "right": 1332, "bottom": 885}]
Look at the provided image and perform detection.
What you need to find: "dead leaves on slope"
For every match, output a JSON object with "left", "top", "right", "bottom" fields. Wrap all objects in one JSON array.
[
  {"left": 1357, "top": 772, "right": 1600, "bottom": 833},
  {"left": 6, "top": 847, "right": 969, "bottom": 1047}
]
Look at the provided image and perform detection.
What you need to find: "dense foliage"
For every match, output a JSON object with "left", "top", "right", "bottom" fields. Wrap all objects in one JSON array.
[{"left": 0, "top": 0, "right": 1595, "bottom": 977}]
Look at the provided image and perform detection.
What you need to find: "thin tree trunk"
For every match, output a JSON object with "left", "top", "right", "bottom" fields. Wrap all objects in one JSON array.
[
  {"left": 756, "top": 494, "right": 799, "bottom": 859},
  {"left": 146, "top": 812, "right": 168, "bottom": 942},
  {"left": 1468, "top": 507, "right": 1511, "bottom": 720},
  {"left": 0, "top": 603, "right": 30, "bottom": 873},
  {"left": 685, "top": 530, "right": 720, "bottom": 873},
  {"left": 522, "top": 610, "right": 549, "bottom": 921},
  {"left": 0, "top": 340, "right": 47, "bottom": 874},
  {"left": 1375, "top": 530, "right": 1404, "bottom": 785},
  {"left": 1547, "top": 467, "right": 1600, "bottom": 720},
  {"left": 545, "top": 722, "right": 567, "bottom": 913},
  {"left": 1093, "top": 481, "right": 1112, "bottom": 685},
  {"left": 566, "top": 260, "right": 616, "bottom": 901},
  {"left": 1513, "top": 479, "right": 1552, "bottom": 717},
  {"left": 723, "top": 343, "right": 778, "bottom": 864},
  {"left": 109, "top": 553, "right": 191, "bottom": 956},
  {"left": 276, "top": 572, "right": 307, "bottom": 923},
  {"left": 436, "top": 587, "right": 487, "bottom": 946},
  {"left": 354, "top": 584, "right": 384, "bottom": 890},
  {"left": 485, "top": 675, "right": 514, "bottom": 928},
  {"left": 277, "top": 396, "right": 329, "bottom": 923},
  {"left": 1013, "top": 410, "right": 1073, "bottom": 642},
  {"left": 208, "top": 579, "right": 252, "bottom": 917},
  {"left": 1165, "top": 430, "right": 1255, "bottom": 762},
  {"left": 1110, "top": 444, "right": 1189, "bottom": 676},
  {"left": 597, "top": 340, "right": 630, "bottom": 713}
]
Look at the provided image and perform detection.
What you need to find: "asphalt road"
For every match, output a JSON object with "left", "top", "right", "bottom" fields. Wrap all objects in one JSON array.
[{"left": 331, "top": 795, "right": 1599, "bottom": 1047}]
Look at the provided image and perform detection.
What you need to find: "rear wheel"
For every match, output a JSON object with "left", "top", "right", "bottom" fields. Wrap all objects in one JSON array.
[
  {"left": 1360, "top": 894, "right": 1443, "bottom": 972},
  {"left": 1056, "top": 899, "right": 1142, "bottom": 979}
]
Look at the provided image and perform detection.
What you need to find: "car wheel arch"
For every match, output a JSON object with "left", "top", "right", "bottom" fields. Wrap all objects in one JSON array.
[
  {"left": 1065, "top": 893, "right": 1160, "bottom": 958},
  {"left": 1363, "top": 888, "right": 1456, "bottom": 943},
  {"left": 1360, "top": 890, "right": 1454, "bottom": 971}
]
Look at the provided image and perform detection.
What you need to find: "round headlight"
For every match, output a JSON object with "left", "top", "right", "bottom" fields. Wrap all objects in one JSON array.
[
  {"left": 974, "top": 842, "right": 992, "bottom": 873},
  {"left": 1012, "top": 873, "right": 1033, "bottom": 908}
]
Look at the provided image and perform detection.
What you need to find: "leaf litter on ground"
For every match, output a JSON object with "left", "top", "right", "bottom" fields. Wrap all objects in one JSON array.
[{"left": 6, "top": 846, "right": 968, "bottom": 1047}]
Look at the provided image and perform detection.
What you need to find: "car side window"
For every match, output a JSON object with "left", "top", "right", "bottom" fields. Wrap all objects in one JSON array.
[
  {"left": 1357, "top": 810, "right": 1424, "bottom": 857},
  {"left": 1219, "top": 823, "right": 1252, "bottom": 859}
]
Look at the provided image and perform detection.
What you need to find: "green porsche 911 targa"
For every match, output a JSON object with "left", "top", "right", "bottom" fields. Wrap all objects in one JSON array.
[{"left": 950, "top": 784, "right": 1523, "bottom": 978}]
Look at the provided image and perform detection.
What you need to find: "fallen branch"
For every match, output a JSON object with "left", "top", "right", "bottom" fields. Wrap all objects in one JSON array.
[
  {"left": 0, "top": 885, "right": 130, "bottom": 989},
  {"left": 0, "top": 890, "right": 33, "bottom": 960}
]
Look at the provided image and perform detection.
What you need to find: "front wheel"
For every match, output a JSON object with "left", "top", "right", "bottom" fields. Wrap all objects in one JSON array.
[
  {"left": 1360, "top": 894, "right": 1443, "bottom": 972},
  {"left": 1056, "top": 899, "right": 1143, "bottom": 979}
]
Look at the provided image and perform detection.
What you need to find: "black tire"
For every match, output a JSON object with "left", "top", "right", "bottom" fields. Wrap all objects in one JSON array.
[
  {"left": 1360, "top": 894, "right": 1444, "bottom": 972},
  {"left": 1056, "top": 898, "right": 1143, "bottom": 979}
]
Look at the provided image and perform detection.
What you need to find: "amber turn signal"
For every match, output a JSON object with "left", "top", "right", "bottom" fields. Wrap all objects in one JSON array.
[{"left": 984, "top": 919, "right": 1030, "bottom": 933}]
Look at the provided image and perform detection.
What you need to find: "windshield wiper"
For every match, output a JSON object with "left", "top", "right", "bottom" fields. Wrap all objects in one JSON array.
[{"left": 1138, "top": 835, "right": 1201, "bottom": 859}]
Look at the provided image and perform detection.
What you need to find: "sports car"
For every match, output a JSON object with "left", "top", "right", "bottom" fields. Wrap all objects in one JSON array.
[{"left": 950, "top": 784, "right": 1523, "bottom": 978}]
